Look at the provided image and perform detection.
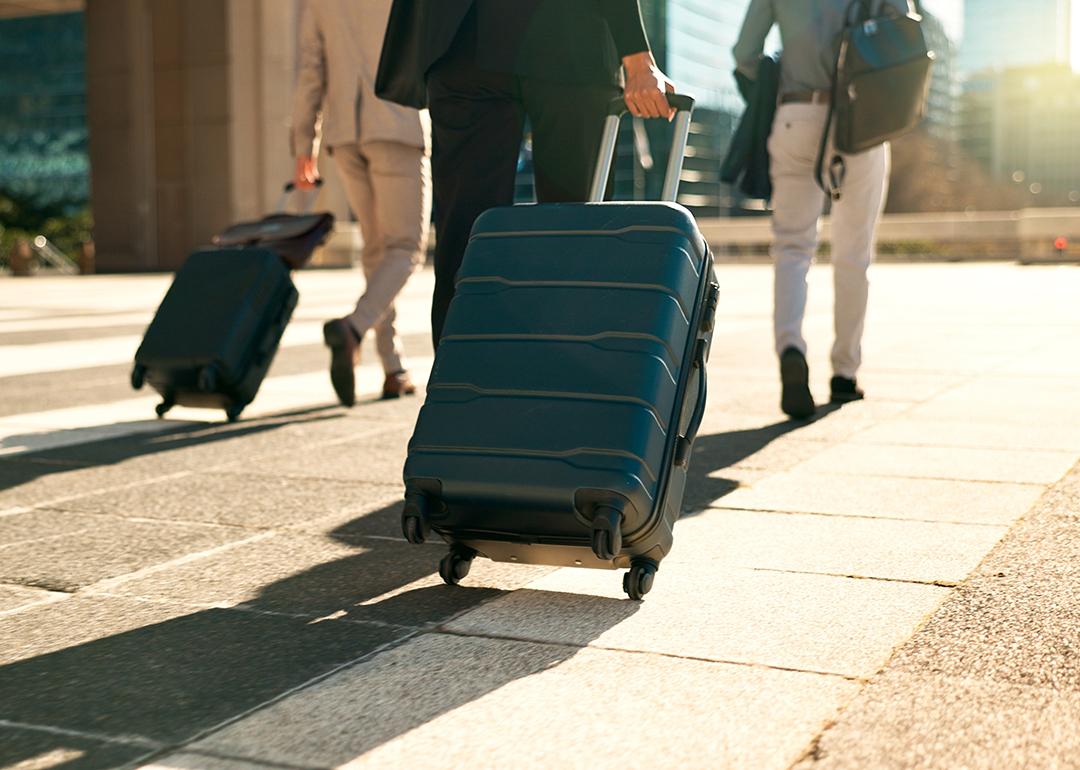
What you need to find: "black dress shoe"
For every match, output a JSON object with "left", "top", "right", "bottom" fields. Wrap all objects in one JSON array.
[
  {"left": 323, "top": 318, "right": 361, "bottom": 407},
  {"left": 830, "top": 376, "right": 865, "bottom": 404},
  {"left": 780, "top": 347, "right": 816, "bottom": 419}
]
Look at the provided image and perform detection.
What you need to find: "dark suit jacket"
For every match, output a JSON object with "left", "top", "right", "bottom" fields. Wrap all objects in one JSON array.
[
  {"left": 376, "top": 0, "right": 650, "bottom": 108},
  {"left": 720, "top": 54, "right": 780, "bottom": 201}
]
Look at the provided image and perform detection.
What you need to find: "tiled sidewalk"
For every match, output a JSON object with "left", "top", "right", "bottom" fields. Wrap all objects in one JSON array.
[{"left": 0, "top": 263, "right": 1077, "bottom": 769}]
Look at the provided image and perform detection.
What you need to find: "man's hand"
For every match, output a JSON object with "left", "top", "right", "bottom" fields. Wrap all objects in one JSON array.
[
  {"left": 622, "top": 51, "right": 676, "bottom": 120},
  {"left": 294, "top": 155, "right": 320, "bottom": 190}
]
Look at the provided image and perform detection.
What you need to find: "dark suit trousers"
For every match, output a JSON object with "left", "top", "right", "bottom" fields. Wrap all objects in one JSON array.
[{"left": 427, "top": 12, "right": 620, "bottom": 346}]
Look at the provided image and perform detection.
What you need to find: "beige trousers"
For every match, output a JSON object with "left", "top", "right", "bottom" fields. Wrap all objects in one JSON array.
[
  {"left": 331, "top": 140, "right": 431, "bottom": 374},
  {"left": 768, "top": 103, "right": 890, "bottom": 379}
]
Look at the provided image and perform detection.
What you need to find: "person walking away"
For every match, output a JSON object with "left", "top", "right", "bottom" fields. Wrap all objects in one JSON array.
[
  {"left": 734, "top": 0, "right": 909, "bottom": 419},
  {"left": 375, "top": 0, "right": 676, "bottom": 346},
  {"left": 292, "top": 0, "right": 432, "bottom": 405}
]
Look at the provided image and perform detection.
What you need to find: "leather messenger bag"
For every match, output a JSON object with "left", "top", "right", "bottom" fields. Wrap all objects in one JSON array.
[{"left": 817, "top": 0, "right": 935, "bottom": 199}]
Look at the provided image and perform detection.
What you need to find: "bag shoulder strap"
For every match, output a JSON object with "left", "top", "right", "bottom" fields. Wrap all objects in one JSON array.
[{"left": 815, "top": 20, "right": 850, "bottom": 200}]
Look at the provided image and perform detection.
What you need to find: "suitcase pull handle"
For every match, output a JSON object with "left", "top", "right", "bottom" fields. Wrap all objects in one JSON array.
[
  {"left": 589, "top": 93, "right": 696, "bottom": 205},
  {"left": 277, "top": 178, "right": 324, "bottom": 214},
  {"left": 674, "top": 340, "right": 708, "bottom": 468}
]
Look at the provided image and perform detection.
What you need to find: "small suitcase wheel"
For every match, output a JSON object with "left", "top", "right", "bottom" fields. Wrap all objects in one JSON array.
[
  {"left": 438, "top": 549, "right": 473, "bottom": 586},
  {"left": 131, "top": 364, "right": 147, "bottom": 390},
  {"left": 402, "top": 514, "right": 428, "bottom": 545},
  {"left": 623, "top": 559, "right": 658, "bottom": 601},
  {"left": 155, "top": 400, "right": 173, "bottom": 419},
  {"left": 590, "top": 506, "right": 623, "bottom": 562},
  {"left": 225, "top": 404, "right": 244, "bottom": 423}
]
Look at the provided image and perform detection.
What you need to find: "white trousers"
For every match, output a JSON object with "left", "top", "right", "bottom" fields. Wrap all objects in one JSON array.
[
  {"left": 332, "top": 140, "right": 431, "bottom": 374},
  {"left": 768, "top": 103, "right": 890, "bottom": 379}
]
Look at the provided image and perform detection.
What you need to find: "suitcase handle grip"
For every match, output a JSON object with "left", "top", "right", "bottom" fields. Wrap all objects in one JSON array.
[
  {"left": 277, "top": 179, "right": 324, "bottom": 214},
  {"left": 674, "top": 340, "right": 708, "bottom": 468},
  {"left": 589, "top": 94, "right": 695, "bottom": 204}
]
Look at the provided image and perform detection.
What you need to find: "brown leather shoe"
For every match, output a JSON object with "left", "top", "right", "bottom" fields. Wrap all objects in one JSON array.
[
  {"left": 323, "top": 318, "right": 360, "bottom": 407},
  {"left": 382, "top": 371, "right": 417, "bottom": 400}
]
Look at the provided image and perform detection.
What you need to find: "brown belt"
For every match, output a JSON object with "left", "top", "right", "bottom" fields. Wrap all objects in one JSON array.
[{"left": 780, "top": 90, "right": 831, "bottom": 105}]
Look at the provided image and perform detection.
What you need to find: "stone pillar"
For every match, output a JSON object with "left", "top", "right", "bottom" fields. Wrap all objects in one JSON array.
[
  {"left": 86, "top": 0, "right": 353, "bottom": 271},
  {"left": 85, "top": 0, "right": 157, "bottom": 271}
]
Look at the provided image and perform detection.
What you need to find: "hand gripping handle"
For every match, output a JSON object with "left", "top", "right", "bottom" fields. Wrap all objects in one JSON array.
[{"left": 589, "top": 93, "right": 696, "bottom": 204}]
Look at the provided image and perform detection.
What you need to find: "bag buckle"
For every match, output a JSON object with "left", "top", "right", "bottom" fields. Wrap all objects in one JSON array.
[{"left": 862, "top": 19, "right": 878, "bottom": 35}]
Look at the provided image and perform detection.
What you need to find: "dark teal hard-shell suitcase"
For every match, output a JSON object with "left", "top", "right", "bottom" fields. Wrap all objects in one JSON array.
[
  {"left": 402, "top": 96, "right": 718, "bottom": 600},
  {"left": 131, "top": 248, "right": 298, "bottom": 423}
]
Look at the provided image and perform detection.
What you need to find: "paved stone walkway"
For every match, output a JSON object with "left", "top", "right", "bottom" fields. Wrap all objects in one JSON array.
[{"left": 0, "top": 262, "right": 1077, "bottom": 769}]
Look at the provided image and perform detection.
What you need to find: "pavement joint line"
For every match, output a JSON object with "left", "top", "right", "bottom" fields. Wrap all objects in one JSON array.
[
  {"left": 702, "top": 504, "right": 1017, "bottom": 529},
  {"left": 435, "top": 627, "right": 865, "bottom": 682},
  {"left": 779, "top": 467, "right": 1062, "bottom": 487},
  {"left": 0, "top": 526, "right": 101, "bottom": 553},
  {"left": 29, "top": 505, "right": 278, "bottom": 534},
  {"left": 0, "top": 590, "right": 72, "bottom": 619},
  {"left": 748, "top": 567, "right": 960, "bottom": 589},
  {"left": 76, "top": 531, "right": 278, "bottom": 595},
  {"left": 850, "top": 436, "right": 1080, "bottom": 453},
  {"left": 147, "top": 628, "right": 426, "bottom": 764},
  {"left": 0, "top": 718, "right": 163, "bottom": 749},
  {"left": 143, "top": 749, "right": 323, "bottom": 770},
  {"left": 0, "top": 506, "right": 32, "bottom": 518},
  {"left": 19, "top": 471, "right": 197, "bottom": 512},
  {"left": 79, "top": 590, "right": 420, "bottom": 633},
  {"left": 70, "top": 572, "right": 532, "bottom": 761}
]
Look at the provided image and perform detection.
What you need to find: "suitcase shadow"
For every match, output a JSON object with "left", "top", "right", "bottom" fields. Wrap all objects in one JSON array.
[
  {"left": 0, "top": 494, "right": 639, "bottom": 768},
  {"left": 681, "top": 404, "right": 841, "bottom": 516},
  {"left": 0, "top": 405, "right": 344, "bottom": 495}
]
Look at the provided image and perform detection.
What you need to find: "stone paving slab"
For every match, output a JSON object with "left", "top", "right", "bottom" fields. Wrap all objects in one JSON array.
[
  {"left": 794, "top": 462, "right": 1080, "bottom": 768},
  {"left": 221, "top": 428, "right": 412, "bottom": 486},
  {"left": 56, "top": 471, "right": 402, "bottom": 532},
  {"left": 0, "top": 726, "right": 155, "bottom": 770},
  {"left": 0, "top": 511, "right": 250, "bottom": 593},
  {"left": 0, "top": 584, "right": 59, "bottom": 614},
  {"left": 794, "top": 671, "right": 1080, "bottom": 770},
  {"left": 793, "top": 442, "right": 1078, "bottom": 485},
  {"left": 183, "top": 633, "right": 857, "bottom": 770},
  {"left": 0, "top": 595, "right": 405, "bottom": 746},
  {"left": 715, "top": 471, "right": 1044, "bottom": 526},
  {"left": 105, "top": 531, "right": 552, "bottom": 628},
  {"left": 444, "top": 565, "right": 948, "bottom": 678},
  {"left": 143, "top": 753, "right": 276, "bottom": 770},
  {"left": 670, "top": 508, "right": 1006, "bottom": 585},
  {"left": 852, "top": 416, "right": 1080, "bottom": 452}
]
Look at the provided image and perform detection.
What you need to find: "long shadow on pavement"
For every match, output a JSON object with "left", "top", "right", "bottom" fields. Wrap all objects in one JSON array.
[
  {"left": 0, "top": 505, "right": 636, "bottom": 769},
  {"left": 0, "top": 405, "right": 343, "bottom": 498},
  {"left": 681, "top": 404, "right": 840, "bottom": 516},
  {"left": 0, "top": 405, "right": 838, "bottom": 768}
]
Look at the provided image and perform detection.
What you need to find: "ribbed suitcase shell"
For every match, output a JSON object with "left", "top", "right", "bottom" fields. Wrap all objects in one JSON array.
[
  {"left": 133, "top": 248, "right": 298, "bottom": 420},
  {"left": 404, "top": 201, "right": 716, "bottom": 572}
]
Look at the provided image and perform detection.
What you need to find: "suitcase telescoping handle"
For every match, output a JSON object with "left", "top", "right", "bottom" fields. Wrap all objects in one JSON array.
[
  {"left": 276, "top": 178, "right": 324, "bottom": 214},
  {"left": 588, "top": 93, "right": 696, "bottom": 204}
]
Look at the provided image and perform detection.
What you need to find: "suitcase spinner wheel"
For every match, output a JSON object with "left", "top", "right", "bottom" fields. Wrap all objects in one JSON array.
[{"left": 439, "top": 545, "right": 478, "bottom": 586}]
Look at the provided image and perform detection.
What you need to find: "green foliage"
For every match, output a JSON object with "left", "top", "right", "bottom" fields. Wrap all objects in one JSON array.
[{"left": 0, "top": 189, "right": 92, "bottom": 261}]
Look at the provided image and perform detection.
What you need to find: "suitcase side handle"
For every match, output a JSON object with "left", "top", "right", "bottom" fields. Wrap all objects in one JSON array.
[
  {"left": 589, "top": 93, "right": 696, "bottom": 204},
  {"left": 674, "top": 340, "right": 708, "bottom": 468}
]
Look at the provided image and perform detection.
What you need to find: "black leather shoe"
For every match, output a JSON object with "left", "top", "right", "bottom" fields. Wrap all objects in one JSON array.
[
  {"left": 780, "top": 347, "right": 816, "bottom": 420},
  {"left": 323, "top": 318, "right": 361, "bottom": 407},
  {"left": 830, "top": 376, "right": 865, "bottom": 404}
]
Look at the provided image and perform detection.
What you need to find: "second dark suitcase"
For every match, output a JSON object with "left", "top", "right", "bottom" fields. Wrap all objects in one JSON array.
[
  {"left": 131, "top": 248, "right": 298, "bottom": 422},
  {"left": 401, "top": 95, "right": 719, "bottom": 600}
]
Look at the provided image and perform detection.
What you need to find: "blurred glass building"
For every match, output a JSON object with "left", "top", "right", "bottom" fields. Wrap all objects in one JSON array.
[
  {"left": 959, "top": 0, "right": 1072, "bottom": 74},
  {"left": 960, "top": 64, "right": 1080, "bottom": 206},
  {"left": 0, "top": 11, "right": 88, "bottom": 211}
]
